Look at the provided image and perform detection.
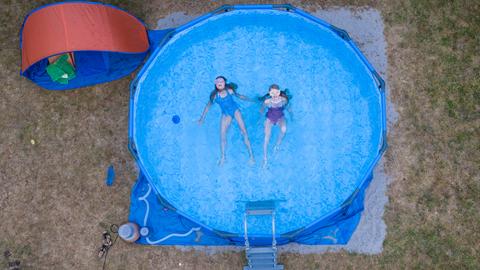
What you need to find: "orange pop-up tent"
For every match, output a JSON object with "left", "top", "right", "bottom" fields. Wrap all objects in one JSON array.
[{"left": 20, "top": 2, "right": 150, "bottom": 90}]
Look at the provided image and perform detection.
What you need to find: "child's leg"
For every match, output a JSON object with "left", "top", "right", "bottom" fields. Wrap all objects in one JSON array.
[
  {"left": 234, "top": 110, "right": 254, "bottom": 163},
  {"left": 263, "top": 119, "right": 273, "bottom": 166},
  {"left": 219, "top": 115, "right": 232, "bottom": 165},
  {"left": 274, "top": 118, "right": 287, "bottom": 151}
]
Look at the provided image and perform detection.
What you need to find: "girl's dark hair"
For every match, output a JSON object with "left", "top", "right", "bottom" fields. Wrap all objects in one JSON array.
[
  {"left": 270, "top": 84, "right": 280, "bottom": 90},
  {"left": 209, "top": 76, "right": 237, "bottom": 102},
  {"left": 258, "top": 84, "right": 291, "bottom": 103}
]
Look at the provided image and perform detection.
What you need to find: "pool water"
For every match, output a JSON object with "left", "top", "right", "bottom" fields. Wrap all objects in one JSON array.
[{"left": 133, "top": 10, "right": 382, "bottom": 235}]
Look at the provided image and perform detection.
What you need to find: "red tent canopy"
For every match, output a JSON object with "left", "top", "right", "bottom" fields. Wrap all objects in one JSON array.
[{"left": 21, "top": 2, "right": 149, "bottom": 72}]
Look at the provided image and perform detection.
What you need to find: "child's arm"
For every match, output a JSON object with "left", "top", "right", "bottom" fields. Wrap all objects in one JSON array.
[
  {"left": 231, "top": 89, "right": 255, "bottom": 102},
  {"left": 260, "top": 99, "right": 270, "bottom": 114},
  {"left": 237, "top": 93, "right": 253, "bottom": 101},
  {"left": 198, "top": 101, "right": 212, "bottom": 124}
]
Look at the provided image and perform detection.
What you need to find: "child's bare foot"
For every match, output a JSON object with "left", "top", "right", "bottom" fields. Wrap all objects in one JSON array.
[
  {"left": 262, "top": 157, "right": 268, "bottom": 168},
  {"left": 217, "top": 156, "right": 226, "bottom": 166},
  {"left": 248, "top": 156, "right": 255, "bottom": 165}
]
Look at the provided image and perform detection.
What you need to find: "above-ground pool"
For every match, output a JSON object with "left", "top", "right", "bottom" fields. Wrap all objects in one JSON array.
[{"left": 131, "top": 7, "right": 385, "bottom": 239}]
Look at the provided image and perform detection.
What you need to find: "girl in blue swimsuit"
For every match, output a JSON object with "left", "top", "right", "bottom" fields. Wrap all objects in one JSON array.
[{"left": 198, "top": 76, "right": 255, "bottom": 165}]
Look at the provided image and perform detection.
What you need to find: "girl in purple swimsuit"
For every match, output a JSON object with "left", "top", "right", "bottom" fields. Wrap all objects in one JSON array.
[
  {"left": 260, "top": 84, "right": 291, "bottom": 167},
  {"left": 198, "top": 76, "right": 255, "bottom": 165}
]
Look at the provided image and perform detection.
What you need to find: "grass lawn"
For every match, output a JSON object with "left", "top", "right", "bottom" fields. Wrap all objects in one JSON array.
[{"left": 0, "top": 0, "right": 478, "bottom": 269}]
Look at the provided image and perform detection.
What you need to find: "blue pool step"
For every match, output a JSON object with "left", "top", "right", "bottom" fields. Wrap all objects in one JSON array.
[
  {"left": 243, "top": 266, "right": 284, "bottom": 270},
  {"left": 247, "top": 247, "right": 275, "bottom": 254},
  {"left": 243, "top": 201, "right": 284, "bottom": 270},
  {"left": 244, "top": 247, "right": 284, "bottom": 270}
]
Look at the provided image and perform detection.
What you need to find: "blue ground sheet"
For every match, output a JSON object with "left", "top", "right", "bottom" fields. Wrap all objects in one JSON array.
[{"left": 128, "top": 171, "right": 373, "bottom": 246}]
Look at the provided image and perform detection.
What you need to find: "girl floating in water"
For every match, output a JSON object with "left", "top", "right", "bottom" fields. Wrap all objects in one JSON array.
[
  {"left": 198, "top": 76, "right": 255, "bottom": 165},
  {"left": 260, "top": 84, "right": 291, "bottom": 167}
]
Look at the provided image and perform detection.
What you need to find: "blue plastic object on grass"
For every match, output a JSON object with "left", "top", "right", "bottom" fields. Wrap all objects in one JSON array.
[{"left": 105, "top": 165, "right": 115, "bottom": 186}]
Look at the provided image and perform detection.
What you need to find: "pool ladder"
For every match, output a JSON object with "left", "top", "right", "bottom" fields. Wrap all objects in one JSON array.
[{"left": 243, "top": 200, "right": 284, "bottom": 270}]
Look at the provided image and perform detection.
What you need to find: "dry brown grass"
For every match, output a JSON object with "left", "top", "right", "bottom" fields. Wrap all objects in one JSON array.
[
  {"left": 379, "top": 0, "right": 480, "bottom": 268},
  {"left": 0, "top": 0, "right": 478, "bottom": 269}
]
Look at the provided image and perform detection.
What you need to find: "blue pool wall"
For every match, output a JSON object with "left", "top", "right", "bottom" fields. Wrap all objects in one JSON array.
[
  {"left": 128, "top": 4, "right": 387, "bottom": 246},
  {"left": 128, "top": 171, "right": 373, "bottom": 245}
]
